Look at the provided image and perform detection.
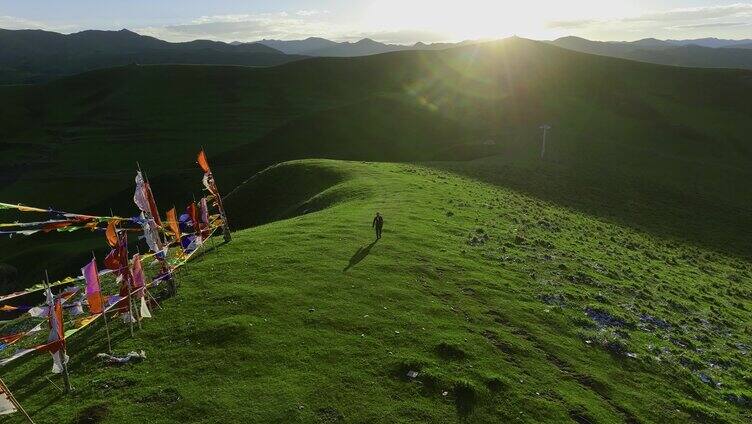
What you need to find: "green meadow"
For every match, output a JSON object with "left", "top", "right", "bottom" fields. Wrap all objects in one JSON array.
[
  {"left": 3, "top": 160, "right": 751, "bottom": 423},
  {"left": 0, "top": 38, "right": 751, "bottom": 423}
]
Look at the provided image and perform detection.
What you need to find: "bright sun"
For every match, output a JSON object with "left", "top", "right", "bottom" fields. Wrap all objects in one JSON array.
[{"left": 363, "top": 0, "right": 638, "bottom": 41}]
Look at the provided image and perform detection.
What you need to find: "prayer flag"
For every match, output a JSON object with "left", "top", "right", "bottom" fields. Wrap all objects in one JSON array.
[
  {"left": 133, "top": 171, "right": 150, "bottom": 215},
  {"left": 187, "top": 202, "right": 201, "bottom": 234},
  {"left": 140, "top": 214, "right": 163, "bottom": 253},
  {"left": 199, "top": 197, "right": 210, "bottom": 237},
  {"left": 144, "top": 182, "right": 163, "bottom": 227},
  {"left": 140, "top": 297, "right": 152, "bottom": 319},
  {"left": 0, "top": 383, "right": 17, "bottom": 416},
  {"left": 131, "top": 254, "right": 145, "bottom": 296},
  {"left": 82, "top": 259, "right": 103, "bottom": 314},
  {"left": 166, "top": 208, "right": 181, "bottom": 242},
  {"left": 46, "top": 297, "right": 68, "bottom": 374},
  {"left": 105, "top": 220, "right": 118, "bottom": 248},
  {"left": 197, "top": 150, "right": 211, "bottom": 173}
]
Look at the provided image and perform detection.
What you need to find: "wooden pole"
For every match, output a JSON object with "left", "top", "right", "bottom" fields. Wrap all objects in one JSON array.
[
  {"left": 212, "top": 174, "right": 231, "bottom": 243},
  {"left": 102, "top": 306, "right": 112, "bottom": 353},
  {"left": 45, "top": 271, "right": 71, "bottom": 394},
  {"left": 0, "top": 378, "right": 34, "bottom": 424}
]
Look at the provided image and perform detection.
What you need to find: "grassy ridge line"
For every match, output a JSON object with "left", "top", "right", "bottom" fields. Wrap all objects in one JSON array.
[
  {"left": 5, "top": 160, "right": 750, "bottom": 423},
  {"left": 1, "top": 38, "right": 750, "bottom": 282}
]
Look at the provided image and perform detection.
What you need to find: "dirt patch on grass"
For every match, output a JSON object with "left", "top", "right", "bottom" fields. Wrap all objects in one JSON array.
[
  {"left": 316, "top": 407, "right": 344, "bottom": 423},
  {"left": 435, "top": 342, "right": 467, "bottom": 360},
  {"left": 73, "top": 404, "right": 109, "bottom": 424}
]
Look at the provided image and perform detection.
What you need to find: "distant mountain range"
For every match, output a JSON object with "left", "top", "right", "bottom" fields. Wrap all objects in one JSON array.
[
  {"left": 550, "top": 36, "right": 752, "bottom": 69},
  {"left": 0, "top": 28, "right": 302, "bottom": 84},
  {"left": 254, "top": 37, "right": 468, "bottom": 57},
  {"left": 6, "top": 27, "right": 752, "bottom": 85}
]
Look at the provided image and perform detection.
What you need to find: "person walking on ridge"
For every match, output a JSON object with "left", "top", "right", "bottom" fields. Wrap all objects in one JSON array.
[{"left": 372, "top": 212, "right": 384, "bottom": 240}]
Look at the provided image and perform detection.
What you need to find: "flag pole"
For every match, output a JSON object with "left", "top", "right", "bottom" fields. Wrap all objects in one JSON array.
[
  {"left": 139, "top": 163, "right": 169, "bottom": 248},
  {"left": 0, "top": 377, "right": 34, "bottom": 424},
  {"left": 133, "top": 246, "right": 143, "bottom": 331},
  {"left": 118, "top": 228, "right": 135, "bottom": 338},
  {"left": 45, "top": 271, "right": 71, "bottom": 394},
  {"left": 126, "top": 276, "right": 136, "bottom": 336},
  {"left": 200, "top": 147, "right": 231, "bottom": 243},
  {"left": 92, "top": 252, "right": 112, "bottom": 353}
]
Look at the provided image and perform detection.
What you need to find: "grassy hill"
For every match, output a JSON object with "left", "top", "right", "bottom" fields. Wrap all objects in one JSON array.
[
  {"left": 1, "top": 37, "right": 751, "bottom": 289},
  {"left": 3, "top": 160, "right": 751, "bottom": 423}
]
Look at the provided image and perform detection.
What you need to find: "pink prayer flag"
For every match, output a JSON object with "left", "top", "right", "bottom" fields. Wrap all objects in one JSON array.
[
  {"left": 82, "top": 259, "right": 103, "bottom": 314},
  {"left": 131, "top": 254, "right": 145, "bottom": 291},
  {"left": 82, "top": 259, "right": 99, "bottom": 296}
]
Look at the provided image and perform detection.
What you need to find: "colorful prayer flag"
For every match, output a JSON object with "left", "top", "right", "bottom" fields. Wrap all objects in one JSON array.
[
  {"left": 46, "top": 297, "right": 68, "bottom": 374},
  {"left": 187, "top": 202, "right": 201, "bottom": 234},
  {"left": 133, "top": 171, "right": 151, "bottom": 215},
  {"left": 82, "top": 259, "right": 103, "bottom": 314},
  {"left": 105, "top": 220, "right": 118, "bottom": 248},
  {"left": 197, "top": 150, "right": 211, "bottom": 173},
  {"left": 166, "top": 207, "right": 181, "bottom": 242},
  {"left": 131, "top": 254, "right": 145, "bottom": 296},
  {"left": 144, "top": 181, "right": 163, "bottom": 227}
]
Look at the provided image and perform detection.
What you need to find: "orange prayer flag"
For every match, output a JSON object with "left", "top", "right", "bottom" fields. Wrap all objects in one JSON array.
[
  {"left": 197, "top": 150, "right": 211, "bottom": 173},
  {"left": 105, "top": 220, "right": 118, "bottom": 247},
  {"left": 166, "top": 208, "right": 181, "bottom": 242}
]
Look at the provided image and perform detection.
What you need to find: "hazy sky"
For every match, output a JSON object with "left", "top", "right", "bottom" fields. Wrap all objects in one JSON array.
[{"left": 1, "top": 1, "right": 751, "bottom": 43}]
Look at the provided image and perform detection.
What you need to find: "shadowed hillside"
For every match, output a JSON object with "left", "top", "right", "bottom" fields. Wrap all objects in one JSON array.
[
  {"left": 1, "top": 38, "right": 751, "bottom": 288},
  {"left": 0, "top": 28, "right": 303, "bottom": 84}
]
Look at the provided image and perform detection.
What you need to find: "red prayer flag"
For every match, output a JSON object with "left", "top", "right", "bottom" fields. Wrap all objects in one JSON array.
[
  {"left": 187, "top": 202, "right": 201, "bottom": 234},
  {"left": 144, "top": 182, "right": 163, "bottom": 227}
]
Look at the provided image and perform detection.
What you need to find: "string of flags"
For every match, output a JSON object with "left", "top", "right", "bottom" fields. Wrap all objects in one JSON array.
[{"left": 0, "top": 150, "right": 230, "bottom": 418}]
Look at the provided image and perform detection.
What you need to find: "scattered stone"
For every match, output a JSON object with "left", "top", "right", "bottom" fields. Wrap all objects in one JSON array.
[
  {"left": 639, "top": 314, "right": 671, "bottom": 331},
  {"left": 585, "top": 308, "right": 628, "bottom": 328},
  {"left": 97, "top": 350, "right": 146, "bottom": 365},
  {"left": 406, "top": 370, "right": 419, "bottom": 379},
  {"left": 725, "top": 393, "right": 751, "bottom": 407},
  {"left": 698, "top": 372, "right": 713, "bottom": 386},
  {"left": 539, "top": 293, "right": 566, "bottom": 307},
  {"left": 568, "top": 272, "right": 602, "bottom": 287}
]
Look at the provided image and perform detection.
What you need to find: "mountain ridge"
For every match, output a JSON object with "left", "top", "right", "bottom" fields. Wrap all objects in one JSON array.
[
  {"left": 0, "top": 28, "right": 299, "bottom": 84},
  {"left": 551, "top": 35, "right": 752, "bottom": 69}
]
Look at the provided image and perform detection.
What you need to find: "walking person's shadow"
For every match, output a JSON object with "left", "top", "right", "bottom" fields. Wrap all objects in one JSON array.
[{"left": 343, "top": 239, "right": 378, "bottom": 271}]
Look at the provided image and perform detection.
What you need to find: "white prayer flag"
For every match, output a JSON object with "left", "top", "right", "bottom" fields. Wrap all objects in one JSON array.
[
  {"left": 140, "top": 297, "right": 152, "bottom": 319},
  {"left": 0, "top": 386, "right": 17, "bottom": 415}
]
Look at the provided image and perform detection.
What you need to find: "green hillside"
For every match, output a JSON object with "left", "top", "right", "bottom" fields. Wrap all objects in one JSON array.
[
  {"left": 3, "top": 160, "right": 750, "bottom": 423},
  {"left": 2, "top": 38, "right": 751, "bottom": 288}
]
